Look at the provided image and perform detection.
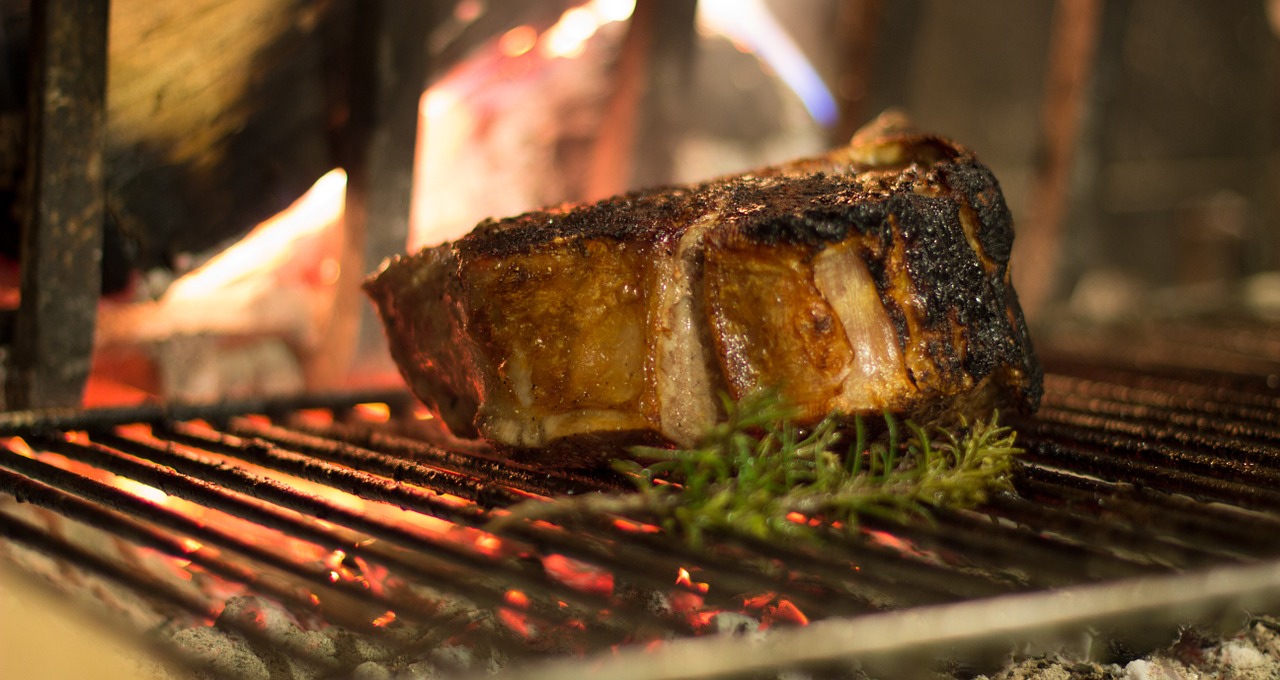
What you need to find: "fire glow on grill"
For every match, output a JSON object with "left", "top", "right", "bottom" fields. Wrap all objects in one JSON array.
[
  {"left": 9, "top": 322, "right": 1280, "bottom": 677},
  {"left": 0, "top": 397, "right": 832, "bottom": 677}
]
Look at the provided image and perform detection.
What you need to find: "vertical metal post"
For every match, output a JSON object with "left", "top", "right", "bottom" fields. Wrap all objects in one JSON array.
[
  {"left": 7, "top": 0, "right": 110, "bottom": 409},
  {"left": 1015, "top": 0, "right": 1129, "bottom": 320},
  {"left": 586, "top": 0, "right": 698, "bottom": 201},
  {"left": 831, "top": 0, "right": 921, "bottom": 144},
  {"left": 310, "top": 1, "right": 434, "bottom": 388}
]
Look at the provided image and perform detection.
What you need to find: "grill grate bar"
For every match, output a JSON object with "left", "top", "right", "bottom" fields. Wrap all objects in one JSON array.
[
  {"left": 278, "top": 416, "right": 632, "bottom": 497},
  {"left": 1033, "top": 403, "right": 1280, "bottom": 469},
  {"left": 0, "top": 512, "right": 343, "bottom": 680},
  {"left": 0, "top": 446, "right": 539, "bottom": 651},
  {"left": 145, "top": 420, "right": 833, "bottom": 623},
  {"left": 214, "top": 417, "right": 541, "bottom": 508},
  {"left": 880, "top": 505, "right": 1159, "bottom": 585},
  {"left": 0, "top": 460, "right": 391, "bottom": 633},
  {"left": 192, "top": 414, "right": 1039, "bottom": 619},
  {"left": 707, "top": 523, "right": 1022, "bottom": 604},
  {"left": 1010, "top": 463, "right": 1280, "bottom": 560},
  {"left": 1043, "top": 354, "right": 1280, "bottom": 409},
  {"left": 17, "top": 430, "right": 672, "bottom": 642},
  {"left": 982, "top": 489, "right": 1236, "bottom": 570},
  {"left": 182, "top": 419, "right": 886, "bottom": 621},
  {"left": 6, "top": 344, "right": 1280, "bottom": 677},
  {"left": 1042, "top": 373, "right": 1280, "bottom": 433},
  {"left": 0, "top": 389, "right": 417, "bottom": 437}
]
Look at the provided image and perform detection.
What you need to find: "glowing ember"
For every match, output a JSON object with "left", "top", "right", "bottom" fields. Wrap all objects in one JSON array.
[
  {"left": 612, "top": 518, "right": 662, "bottom": 534},
  {"left": 497, "top": 608, "right": 530, "bottom": 637},
  {"left": 864, "top": 528, "right": 941, "bottom": 564},
  {"left": 292, "top": 408, "right": 336, "bottom": 426},
  {"left": 353, "top": 402, "right": 392, "bottom": 422},
  {"left": 675, "top": 567, "right": 710, "bottom": 594},
  {"left": 114, "top": 477, "right": 169, "bottom": 504},
  {"left": 543, "top": 554, "right": 614, "bottom": 597},
  {"left": 764, "top": 599, "right": 809, "bottom": 628},
  {"left": 3, "top": 437, "right": 35, "bottom": 457},
  {"left": 471, "top": 533, "right": 505, "bottom": 557},
  {"left": 372, "top": 610, "right": 397, "bottom": 627},
  {"left": 504, "top": 590, "right": 530, "bottom": 608}
]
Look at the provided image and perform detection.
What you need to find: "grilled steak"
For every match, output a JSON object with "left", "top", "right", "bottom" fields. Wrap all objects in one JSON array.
[{"left": 365, "top": 114, "right": 1042, "bottom": 449}]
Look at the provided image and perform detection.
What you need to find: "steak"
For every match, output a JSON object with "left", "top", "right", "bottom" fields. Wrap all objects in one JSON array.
[{"left": 364, "top": 114, "right": 1042, "bottom": 449}]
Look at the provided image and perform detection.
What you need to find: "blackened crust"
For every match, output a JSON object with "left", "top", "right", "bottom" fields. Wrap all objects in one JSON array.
[{"left": 457, "top": 185, "right": 710, "bottom": 260}]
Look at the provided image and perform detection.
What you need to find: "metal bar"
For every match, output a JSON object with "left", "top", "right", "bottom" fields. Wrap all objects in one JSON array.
[
  {"left": 893, "top": 506, "right": 1158, "bottom": 586},
  {"left": 491, "top": 556, "right": 1280, "bottom": 680},
  {"left": 43, "top": 428, "right": 686, "bottom": 638},
  {"left": 222, "top": 417, "right": 539, "bottom": 507},
  {"left": 316, "top": 1, "right": 436, "bottom": 388},
  {"left": 1021, "top": 438, "right": 1280, "bottom": 513},
  {"left": 982, "top": 492, "right": 1234, "bottom": 570},
  {"left": 159, "top": 420, "right": 846, "bottom": 622},
  {"left": 0, "top": 451, "right": 486, "bottom": 636},
  {"left": 0, "top": 388, "right": 413, "bottom": 436},
  {"left": 282, "top": 416, "right": 634, "bottom": 496},
  {"left": 585, "top": 0, "right": 698, "bottom": 200},
  {"left": 18, "top": 433, "right": 552, "bottom": 613},
  {"left": 1043, "top": 343, "right": 1280, "bottom": 394},
  {"left": 0, "top": 462, "right": 386, "bottom": 632},
  {"left": 1041, "top": 373, "right": 1280, "bottom": 433},
  {"left": 1012, "top": 463, "right": 1280, "bottom": 559},
  {"left": 6, "top": 0, "right": 109, "bottom": 409},
  {"left": 1036, "top": 400, "right": 1280, "bottom": 461},
  {"left": 7, "top": 348, "right": 1280, "bottom": 677},
  {"left": 1020, "top": 418, "right": 1280, "bottom": 491}
]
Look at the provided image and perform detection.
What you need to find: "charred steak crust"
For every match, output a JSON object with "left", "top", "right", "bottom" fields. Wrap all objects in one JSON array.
[{"left": 365, "top": 117, "right": 1042, "bottom": 449}]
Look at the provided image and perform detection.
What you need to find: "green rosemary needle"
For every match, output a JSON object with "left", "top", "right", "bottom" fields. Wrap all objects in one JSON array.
[{"left": 494, "top": 391, "right": 1023, "bottom": 547}]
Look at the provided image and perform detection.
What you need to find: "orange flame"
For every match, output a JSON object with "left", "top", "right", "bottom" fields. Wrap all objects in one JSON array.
[
  {"left": 162, "top": 169, "right": 347, "bottom": 303},
  {"left": 675, "top": 567, "right": 710, "bottom": 594}
]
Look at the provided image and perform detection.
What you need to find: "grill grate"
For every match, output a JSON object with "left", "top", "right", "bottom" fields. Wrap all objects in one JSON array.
[{"left": 5, "top": 327, "right": 1280, "bottom": 677}]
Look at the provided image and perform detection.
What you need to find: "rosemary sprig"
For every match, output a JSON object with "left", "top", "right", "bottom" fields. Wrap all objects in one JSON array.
[{"left": 494, "top": 392, "right": 1022, "bottom": 547}]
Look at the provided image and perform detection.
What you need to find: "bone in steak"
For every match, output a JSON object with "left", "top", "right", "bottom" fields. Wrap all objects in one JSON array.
[{"left": 365, "top": 114, "right": 1042, "bottom": 449}]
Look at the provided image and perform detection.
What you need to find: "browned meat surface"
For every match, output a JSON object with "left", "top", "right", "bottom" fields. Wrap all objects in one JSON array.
[{"left": 364, "top": 115, "right": 1042, "bottom": 449}]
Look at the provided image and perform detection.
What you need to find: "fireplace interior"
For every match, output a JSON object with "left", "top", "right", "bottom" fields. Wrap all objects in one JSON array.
[{"left": 2, "top": 0, "right": 1280, "bottom": 678}]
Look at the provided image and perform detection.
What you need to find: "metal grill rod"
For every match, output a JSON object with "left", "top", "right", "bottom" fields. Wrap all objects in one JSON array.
[{"left": 494, "top": 555, "right": 1280, "bottom": 680}]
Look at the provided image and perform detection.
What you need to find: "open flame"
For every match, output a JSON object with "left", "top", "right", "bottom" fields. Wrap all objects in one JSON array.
[
  {"left": 162, "top": 169, "right": 347, "bottom": 304},
  {"left": 89, "top": 168, "right": 351, "bottom": 405},
  {"left": 409, "top": 0, "right": 828, "bottom": 251}
]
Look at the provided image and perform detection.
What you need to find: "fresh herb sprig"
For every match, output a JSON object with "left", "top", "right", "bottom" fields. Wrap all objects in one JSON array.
[{"left": 494, "top": 392, "right": 1022, "bottom": 547}]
